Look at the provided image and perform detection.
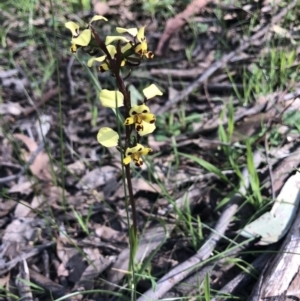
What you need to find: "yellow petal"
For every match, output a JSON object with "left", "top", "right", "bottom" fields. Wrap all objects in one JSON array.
[
  {"left": 138, "top": 122, "right": 156, "bottom": 136},
  {"left": 140, "top": 147, "right": 153, "bottom": 155},
  {"left": 142, "top": 113, "right": 156, "bottom": 123},
  {"left": 90, "top": 15, "right": 108, "bottom": 23},
  {"left": 72, "top": 29, "right": 91, "bottom": 46},
  {"left": 70, "top": 44, "right": 78, "bottom": 53},
  {"left": 99, "top": 89, "right": 124, "bottom": 108},
  {"left": 121, "top": 43, "right": 133, "bottom": 53},
  {"left": 87, "top": 55, "right": 106, "bottom": 67},
  {"left": 129, "top": 104, "right": 150, "bottom": 116},
  {"left": 107, "top": 45, "right": 117, "bottom": 57},
  {"left": 139, "top": 40, "right": 148, "bottom": 52},
  {"left": 65, "top": 21, "right": 80, "bottom": 36},
  {"left": 123, "top": 155, "right": 132, "bottom": 165},
  {"left": 135, "top": 44, "right": 143, "bottom": 55},
  {"left": 97, "top": 127, "right": 119, "bottom": 147},
  {"left": 124, "top": 117, "right": 135, "bottom": 125},
  {"left": 143, "top": 84, "right": 163, "bottom": 99},
  {"left": 99, "top": 63, "right": 109, "bottom": 72},
  {"left": 125, "top": 144, "right": 144, "bottom": 156},
  {"left": 137, "top": 26, "right": 145, "bottom": 42},
  {"left": 105, "top": 36, "right": 130, "bottom": 45},
  {"left": 116, "top": 27, "right": 138, "bottom": 37}
]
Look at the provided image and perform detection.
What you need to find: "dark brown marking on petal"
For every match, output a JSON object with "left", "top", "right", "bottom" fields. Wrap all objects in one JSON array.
[
  {"left": 131, "top": 111, "right": 137, "bottom": 115},
  {"left": 99, "top": 66, "right": 106, "bottom": 73},
  {"left": 128, "top": 152, "right": 132, "bottom": 155},
  {"left": 147, "top": 52, "right": 154, "bottom": 59}
]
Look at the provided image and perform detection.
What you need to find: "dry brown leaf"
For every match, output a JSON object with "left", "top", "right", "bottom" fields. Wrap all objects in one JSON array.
[
  {"left": 13, "top": 133, "right": 52, "bottom": 182},
  {"left": 56, "top": 237, "right": 78, "bottom": 277},
  {"left": 0, "top": 199, "right": 16, "bottom": 218},
  {"left": 57, "top": 263, "right": 69, "bottom": 277},
  {"left": 83, "top": 247, "right": 101, "bottom": 262},
  {"left": 14, "top": 195, "right": 44, "bottom": 218},
  {"left": 45, "top": 186, "right": 69, "bottom": 208},
  {"left": 94, "top": 225, "right": 127, "bottom": 242},
  {"left": 56, "top": 233, "right": 87, "bottom": 283},
  {"left": 76, "top": 166, "right": 118, "bottom": 190},
  {"left": 8, "top": 181, "right": 32, "bottom": 195},
  {"left": 0, "top": 102, "right": 24, "bottom": 115},
  {"left": 155, "top": 0, "right": 211, "bottom": 56},
  {"left": 66, "top": 160, "right": 85, "bottom": 176},
  {"left": 92, "top": 0, "right": 110, "bottom": 15},
  {"left": 2, "top": 217, "right": 41, "bottom": 257},
  {"left": 14, "top": 201, "right": 32, "bottom": 218},
  {"left": 0, "top": 272, "right": 10, "bottom": 287}
]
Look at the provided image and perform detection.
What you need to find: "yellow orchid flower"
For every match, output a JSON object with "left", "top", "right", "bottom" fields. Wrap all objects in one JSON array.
[
  {"left": 116, "top": 26, "right": 153, "bottom": 59},
  {"left": 65, "top": 15, "right": 107, "bottom": 53},
  {"left": 99, "top": 89, "right": 124, "bottom": 108},
  {"left": 124, "top": 104, "right": 156, "bottom": 135},
  {"left": 135, "top": 26, "right": 154, "bottom": 58},
  {"left": 123, "top": 143, "right": 152, "bottom": 166},
  {"left": 97, "top": 127, "right": 119, "bottom": 147}
]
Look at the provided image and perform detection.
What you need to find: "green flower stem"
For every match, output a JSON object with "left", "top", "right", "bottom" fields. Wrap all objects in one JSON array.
[{"left": 125, "top": 163, "right": 137, "bottom": 235}]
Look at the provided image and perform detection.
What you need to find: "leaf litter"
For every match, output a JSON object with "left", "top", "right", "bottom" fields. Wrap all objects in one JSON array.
[{"left": 0, "top": 0, "right": 300, "bottom": 300}]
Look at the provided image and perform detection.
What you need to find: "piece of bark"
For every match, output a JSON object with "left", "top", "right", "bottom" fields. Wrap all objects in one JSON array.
[{"left": 247, "top": 202, "right": 300, "bottom": 300}]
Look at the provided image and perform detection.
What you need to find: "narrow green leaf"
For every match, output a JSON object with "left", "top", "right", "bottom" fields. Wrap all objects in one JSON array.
[{"left": 179, "top": 152, "right": 229, "bottom": 182}]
